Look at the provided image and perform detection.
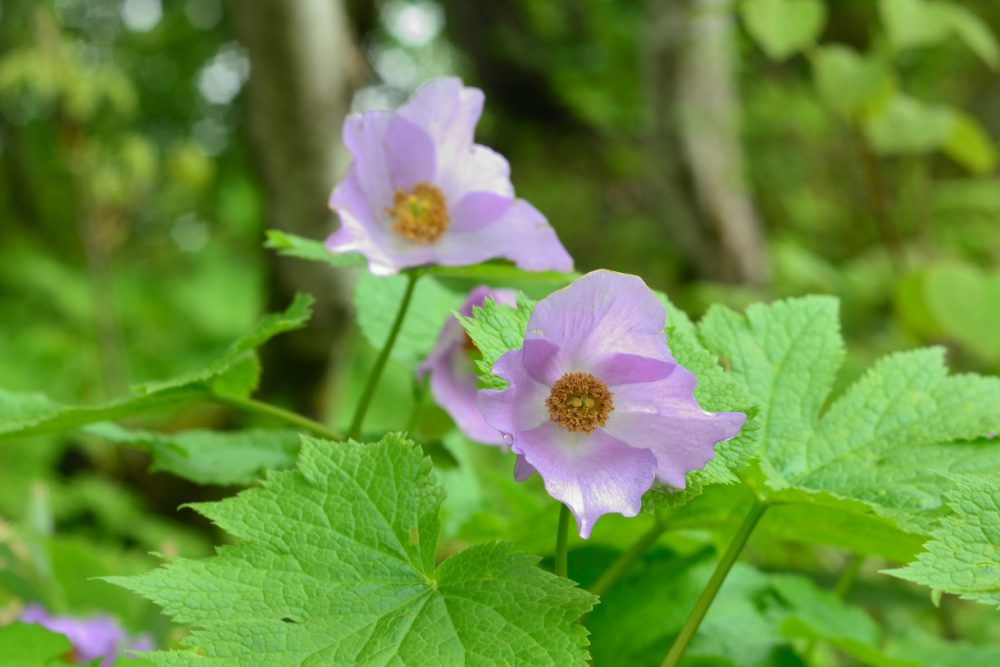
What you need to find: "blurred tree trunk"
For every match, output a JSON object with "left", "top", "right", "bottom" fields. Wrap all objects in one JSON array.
[
  {"left": 647, "top": 0, "right": 767, "bottom": 283},
  {"left": 233, "top": 0, "right": 363, "bottom": 417}
]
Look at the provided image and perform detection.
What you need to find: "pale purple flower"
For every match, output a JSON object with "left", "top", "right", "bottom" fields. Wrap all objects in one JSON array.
[
  {"left": 20, "top": 605, "right": 152, "bottom": 666},
  {"left": 326, "top": 77, "right": 573, "bottom": 275},
  {"left": 419, "top": 286, "right": 517, "bottom": 444},
  {"left": 478, "top": 270, "right": 746, "bottom": 538}
]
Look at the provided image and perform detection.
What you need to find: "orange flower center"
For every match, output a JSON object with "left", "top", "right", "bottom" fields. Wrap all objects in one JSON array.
[
  {"left": 546, "top": 372, "right": 614, "bottom": 433},
  {"left": 387, "top": 182, "right": 449, "bottom": 244}
]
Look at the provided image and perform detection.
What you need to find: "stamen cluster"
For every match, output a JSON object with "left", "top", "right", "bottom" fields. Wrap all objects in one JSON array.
[
  {"left": 546, "top": 371, "right": 614, "bottom": 433},
  {"left": 388, "top": 182, "right": 449, "bottom": 244}
]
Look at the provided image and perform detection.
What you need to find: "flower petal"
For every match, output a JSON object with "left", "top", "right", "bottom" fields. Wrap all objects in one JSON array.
[
  {"left": 438, "top": 145, "right": 514, "bottom": 203},
  {"left": 399, "top": 77, "right": 483, "bottom": 156},
  {"left": 604, "top": 368, "right": 746, "bottom": 488},
  {"left": 525, "top": 270, "right": 670, "bottom": 370},
  {"left": 514, "top": 453, "right": 537, "bottom": 481},
  {"left": 435, "top": 199, "right": 574, "bottom": 273},
  {"left": 341, "top": 110, "right": 395, "bottom": 216},
  {"left": 515, "top": 422, "right": 657, "bottom": 538},
  {"left": 522, "top": 338, "right": 563, "bottom": 386},
  {"left": 385, "top": 115, "right": 437, "bottom": 191},
  {"left": 478, "top": 348, "right": 551, "bottom": 435},
  {"left": 419, "top": 286, "right": 517, "bottom": 445},
  {"left": 449, "top": 191, "right": 513, "bottom": 232},
  {"left": 428, "top": 351, "right": 504, "bottom": 445},
  {"left": 593, "top": 353, "right": 676, "bottom": 386}
]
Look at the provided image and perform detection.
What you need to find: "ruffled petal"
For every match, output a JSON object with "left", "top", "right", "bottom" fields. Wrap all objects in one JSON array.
[
  {"left": 434, "top": 199, "right": 574, "bottom": 273},
  {"left": 604, "top": 368, "right": 746, "bottom": 488},
  {"left": 478, "top": 348, "right": 551, "bottom": 435},
  {"left": 515, "top": 422, "right": 657, "bottom": 538},
  {"left": 524, "top": 270, "right": 670, "bottom": 370},
  {"left": 398, "top": 77, "right": 483, "bottom": 156}
]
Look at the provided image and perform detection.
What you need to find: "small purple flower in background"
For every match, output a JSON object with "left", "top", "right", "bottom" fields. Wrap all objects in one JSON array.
[
  {"left": 326, "top": 77, "right": 573, "bottom": 275},
  {"left": 478, "top": 270, "right": 746, "bottom": 538},
  {"left": 419, "top": 286, "right": 517, "bottom": 445},
  {"left": 20, "top": 604, "right": 152, "bottom": 666}
]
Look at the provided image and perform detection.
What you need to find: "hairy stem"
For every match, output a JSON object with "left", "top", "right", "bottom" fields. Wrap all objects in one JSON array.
[
  {"left": 216, "top": 394, "right": 342, "bottom": 441},
  {"left": 348, "top": 271, "right": 420, "bottom": 440},
  {"left": 555, "top": 504, "right": 571, "bottom": 578},
  {"left": 590, "top": 517, "right": 667, "bottom": 599},
  {"left": 661, "top": 500, "right": 767, "bottom": 667}
]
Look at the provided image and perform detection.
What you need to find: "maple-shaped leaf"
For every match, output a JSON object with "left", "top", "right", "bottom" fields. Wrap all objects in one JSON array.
[
  {"left": 110, "top": 434, "right": 596, "bottom": 666},
  {"left": 699, "top": 296, "right": 1000, "bottom": 532}
]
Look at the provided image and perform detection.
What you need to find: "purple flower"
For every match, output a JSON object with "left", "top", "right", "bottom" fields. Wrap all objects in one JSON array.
[
  {"left": 478, "top": 270, "right": 746, "bottom": 538},
  {"left": 20, "top": 605, "right": 152, "bottom": 666},
  {"left": 419, "top": 286, "right": 517, "bottom": 444},
  {"left": 326, "top": 77, "right": 573, "bottom": 275}
]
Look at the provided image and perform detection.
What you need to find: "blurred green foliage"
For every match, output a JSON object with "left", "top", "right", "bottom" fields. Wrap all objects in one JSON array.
[{"left": 0, "top": 0, "right": 999, "bottom": 663}]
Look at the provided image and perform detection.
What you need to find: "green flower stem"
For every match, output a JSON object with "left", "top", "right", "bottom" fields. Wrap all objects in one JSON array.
[
  {"left": 661, "top": 500, "right": 768, "bottom": 667},
  {"left": 589, "top": 516, "right": 667, "bottom": 599},
  {"left": 555, "top": 504, "right": 571, "bottom": 578},
  {"left": 348, "top": 270, "right": 421, "bottom": 440},
  {"left": 215, "top": 394, "right": 342, "bottom": 441}
]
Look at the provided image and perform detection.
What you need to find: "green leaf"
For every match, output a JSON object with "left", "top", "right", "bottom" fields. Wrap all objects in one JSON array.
[
  {"left": 84, "top": 423, "right": 301, "bottom": 486},
  {"left": 700, "top": 297, "right": 1000, "bottom": 533},
  {"left": 943, "top": 112, "right": 999, "bottom": 177},
  {"left": 459, "top": 294, "right": 536, "bottom": 390},
  {"left": 587, "top": 553, "right": 784, "bottom": 667},
  {"left": 879, "top": 0, "right": 952, "bottom": 51},
  {"left": 888, "top": 475, "right": 1000, "bottom": 608},
  {"left": 429, "top": 261, "right": 575, "bottom": 287},
  {"left": 0, "top": 295, "right": 313, "bottom": 443},
  {"left": 943, "top": 4, "right": 1000, "bottom": 69},
  {"left": 646, "top": 296, "right": 759, "bottom": 506},
  {"left": 0, "top": 623, "right": 74, "bottom": 667},
  {"left": 136, "top": 292, "right": 315, "bottom": 396},
  {"left": 772, "top": 575, "right": 911, "bottom": 667},
  {"left": 264, "top": 229, "right": 366, "bottom": 268},
  {"left": 811, "top": 45, "right": 897, "bottom": 119},
  {"left": 110, "top": 434, "right": 596, "bottom": 666},
  {"left": 865, "top": 94, "right": 956, "bottom": 156},
  {"left": 919, "top": 263, "right": 1000, "bottom": 362},
  {"left": 353, "top": 273, "right": 463, "bottom": 366},
  {"left": 740, "top": 0, "right": 827, "bottom": 61},
  {"left": 265, "top": 229, "right": 576, "bottom": 287}
]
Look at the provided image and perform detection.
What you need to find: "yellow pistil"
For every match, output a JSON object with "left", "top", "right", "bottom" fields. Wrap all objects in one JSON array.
[
  {"left": 546, "top": 372, "right": 614, "bottom": 433},
  {"left": 387, "top": 182, "right": 449, "bottom": 244}
]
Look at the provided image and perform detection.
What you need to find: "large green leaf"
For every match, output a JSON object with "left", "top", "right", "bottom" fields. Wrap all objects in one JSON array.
[
  {"left": 0, "top": 295, "right": 313, "bottom": 443},
  {"left": 889, "top": 475, "right": 1000, "bottom": 608},
  {"left": 110, "top": 435, "right": 596, "bottom": 666},
  {"left": 699, "top": 297, "right": 1000, "bottom": 532}
]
